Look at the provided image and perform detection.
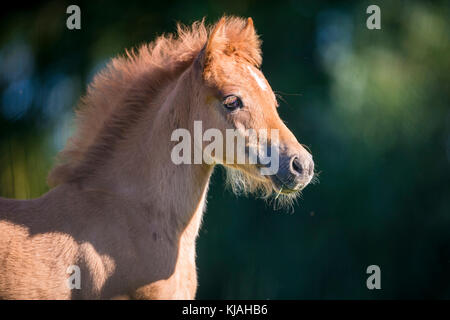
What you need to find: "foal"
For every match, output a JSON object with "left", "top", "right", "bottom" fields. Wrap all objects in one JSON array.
[{"left": 0, "top": 16, "right": 314, "bottom": 299}]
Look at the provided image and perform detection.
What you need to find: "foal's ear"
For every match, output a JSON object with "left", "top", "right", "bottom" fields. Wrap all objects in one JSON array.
[
  {"left": 237, "top": 17, "right": 261, "bottom": 66},
  {"left": 201, "top": 16, "right": 262, "bottom": 76},
  {"left": 204, "top": 17, "right": 228, "bottom": 59},
  {"left": 241, "top": 17, "right": 256, "bottom": 39}
]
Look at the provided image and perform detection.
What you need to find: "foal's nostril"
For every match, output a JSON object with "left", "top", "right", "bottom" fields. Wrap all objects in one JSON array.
[
  {"left": 278, "top": 155, "right": 314, "bottom": 190},
  {"left": 291, "top": 156, "right": 303, "bottom": 176}
]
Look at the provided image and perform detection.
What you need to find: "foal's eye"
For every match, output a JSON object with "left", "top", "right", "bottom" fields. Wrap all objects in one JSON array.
[{"left": 223, "top": 95, "right": 243, "bottom": 111}]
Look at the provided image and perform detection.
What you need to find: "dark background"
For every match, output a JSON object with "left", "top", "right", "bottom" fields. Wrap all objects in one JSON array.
[{"left": 0, "top": 0, "right": 449, "bottom": 299}]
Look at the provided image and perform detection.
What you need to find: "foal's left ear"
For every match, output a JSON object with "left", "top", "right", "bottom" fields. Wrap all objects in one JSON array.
[
  {"left": 205, "top": 16, "right": 228, "bottom": 56},
  {"left": 241, "top": 17, "right": 256, "bottom": 39}
]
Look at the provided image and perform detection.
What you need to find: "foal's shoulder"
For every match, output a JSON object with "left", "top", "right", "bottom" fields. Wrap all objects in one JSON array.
[{"left": 0, "top": 196, "right": 41, "bottom": 217}]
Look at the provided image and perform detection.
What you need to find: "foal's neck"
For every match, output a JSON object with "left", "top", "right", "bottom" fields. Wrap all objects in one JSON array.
[{"left": 83, "top": 65, "right": 212, "bottom": 240}]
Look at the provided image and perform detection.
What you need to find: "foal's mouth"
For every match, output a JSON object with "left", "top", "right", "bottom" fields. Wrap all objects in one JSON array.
[
  {"left": 269, "top": 174, "right": 304, "bottom": 195},
  {"left": 253, "top": 163, "right": 308, "bottom": 195}
]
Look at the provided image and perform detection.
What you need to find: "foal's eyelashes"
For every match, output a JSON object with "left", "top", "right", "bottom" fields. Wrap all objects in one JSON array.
[{"left": 222, "top": 95, "right": 243, "bottom": 111}]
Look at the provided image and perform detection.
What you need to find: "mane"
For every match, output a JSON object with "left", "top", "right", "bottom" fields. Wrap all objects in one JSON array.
[{"left": 48, "top": 16, "right": 262, "bottom": 187}]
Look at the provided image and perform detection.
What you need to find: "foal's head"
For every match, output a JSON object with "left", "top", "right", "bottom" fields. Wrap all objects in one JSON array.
[{"left": 194, "top": 17, "right": 314, "bottom": 207}]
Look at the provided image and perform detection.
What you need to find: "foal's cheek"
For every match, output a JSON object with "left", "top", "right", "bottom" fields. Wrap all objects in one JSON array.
[
  {"left": 205, "top": 95, "right": 216, "bottom": 105},
  {"left": 233, "top": 108, "right": 252, "bottom": 130}
]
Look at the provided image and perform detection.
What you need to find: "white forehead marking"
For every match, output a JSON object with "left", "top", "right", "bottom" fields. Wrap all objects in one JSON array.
[{"left": 247, "top": 66, "right": 268, "bottom": 91}]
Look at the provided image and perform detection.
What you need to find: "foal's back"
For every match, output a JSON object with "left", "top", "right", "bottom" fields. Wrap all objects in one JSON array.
[
  {"left": 0, "top": 185, "right": 128, "bottom": 299},
  {"left": 0, "top": 193, "right": 78, "bottom": 299},
  {"left": 0, "top": 185, "right": 186, "bottom": 299}
]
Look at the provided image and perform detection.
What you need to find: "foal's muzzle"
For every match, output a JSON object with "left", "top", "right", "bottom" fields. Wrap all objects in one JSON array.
[{"left": 271, "top": 151, "right": 314, "bottom": 193}]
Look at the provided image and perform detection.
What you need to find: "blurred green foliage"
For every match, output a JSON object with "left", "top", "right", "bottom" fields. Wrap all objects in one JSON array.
[{"left": 0, "top": 0, "right": 449, "bottom": 298}]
